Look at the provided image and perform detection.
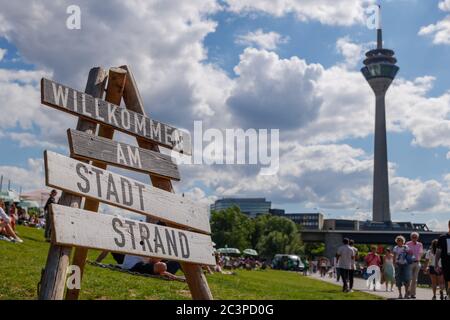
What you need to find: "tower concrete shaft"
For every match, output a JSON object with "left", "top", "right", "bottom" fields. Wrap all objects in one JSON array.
[
  {"left": 361, "top": 5, "right": 399, "bottom": 223},
  {"left": 368, "top": 78, "right": 392, "bottom": 222}
]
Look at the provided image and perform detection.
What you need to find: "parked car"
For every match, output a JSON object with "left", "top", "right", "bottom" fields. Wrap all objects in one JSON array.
[{"left": 272, "top": 254, "right": 305, "bottom": 271}]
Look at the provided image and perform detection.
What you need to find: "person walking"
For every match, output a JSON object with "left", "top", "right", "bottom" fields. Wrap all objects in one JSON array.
[
  {"left": 435, "top": 220, "right": 450, "bottom": 300},
  {"left": 424, "top": 239, "right": 445, "bottom": 300},
  {"left": 383, "top": 248, "right": 395, "bottom": 292},
  {"left": 393, "top": 235, "right": 412, "bottom": 299},
  {"left": 336, "top": 238, "right": 355, "bottom": 293},
  {"left": 349, "top": 239, "right": 358, "bottom": 291},
  {"left": 43, "top": 189, "right": 57, "bottom": 241},
  {"left": 319, "top": 257, "right": 328, "bottom": 277},
  {"left": 365, "top": 245, "right": 382, "bottom": 291},
  {"left": 406, "top": 232, "right": 423, "bottom": 299}
]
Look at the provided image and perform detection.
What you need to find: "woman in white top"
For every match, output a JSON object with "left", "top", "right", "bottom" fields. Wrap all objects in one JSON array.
[
  {"left": 424, "top": 239, "right": 445, "bottom": 300},
  {"left": 0, "top": 200, "right": 23, "bottom": 243}
]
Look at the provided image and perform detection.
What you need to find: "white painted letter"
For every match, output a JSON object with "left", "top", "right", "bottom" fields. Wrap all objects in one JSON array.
[{"left": 66, "top": 5, "right": 81, "bottom": 30}]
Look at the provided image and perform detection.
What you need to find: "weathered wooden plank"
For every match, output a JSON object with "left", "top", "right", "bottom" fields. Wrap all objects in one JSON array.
[
  {"left": 65, "top": 67, "right": 126, "bottom": 301},
  {"left": 44, "top": 150, "right": 210, "bottom": 234},
  {"left": 68, "top": 129, "right": 180, "bottom": 181},
  {"left": 39, "top": 67, "right": 109, "bottom": 301},
  {"left": 41, "top": 78, "right": 192, "bottom": 155},
  {"left": 120, "top": 65, "right": 213, "bottom": 300},
  {"left": 51, "top": 204, "right": 215, "bottom": 266}
]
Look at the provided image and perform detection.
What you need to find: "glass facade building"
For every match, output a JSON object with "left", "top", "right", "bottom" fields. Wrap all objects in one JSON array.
[
  {"left": 210, "top": 198, "right": 271, "bottom": 217},
  {"left": 286, "top": 213, "right": 324, "bottom": 230},
  {"left": 269, "top": 211, "right": 324, "bottom": 230}
]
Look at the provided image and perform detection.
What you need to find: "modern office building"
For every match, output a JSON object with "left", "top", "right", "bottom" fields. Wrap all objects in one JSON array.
[
  {"left": 286, "top": 213, "right": 324, "bottom": 230},
  {"left": 268, "top": 208, "right": 285, "bottom": 215},
  {"left": 361, "top": 5, "right": 399, "bottom": 223},
  {"left": 269, "top": 211, "right": 324, "bottom": 230},
  {"left": 210, "top": 198, "right": 271, "bottom": 217},
  {"left": 323, "top": 219, "right": 360, "bottom": 231}
]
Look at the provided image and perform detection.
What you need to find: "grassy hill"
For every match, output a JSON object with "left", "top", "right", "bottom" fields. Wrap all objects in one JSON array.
[{"left": 0, "top": 226, "right": 381, "bottom": 300}]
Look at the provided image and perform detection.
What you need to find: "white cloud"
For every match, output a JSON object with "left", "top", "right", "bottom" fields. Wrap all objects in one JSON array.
[
  {"left": 222, "top": 44, "right": 450, "bottom": 152},
  {"left": 0, "top": 0, "right": 230, "bottom": 130},
  {"left": 339, "top": 210, "right": 371, "bottom": 221},
  {"left": 439, "top": 0, "right": 450, "bottom": 12},
  {"left": 8, "top": 132, "right": 63, "bottom": 149},
  {"left": 390, "top": 177, "right": 449, "bottom": 213},
  {"left": 182, "top": 187, "right": 218, "bottom": 206},
  {"left": 224, "top": 0, "right": 371, "bottom": 26},
  {"left": 418, "top": 0, "right": 450, "bottom": 44},
  {"left": 0, "top": 67, "right": 76, "bottom": 148},
  {"left": 0, "top": 158, "right": 44, "bottom": 191},
  {"left": 227, "top": 48, "right": 324, "bottom": 129},
  {"left": 178, "top": 44, "right": 450, "bottom": 216},
  {"left": 335, "top": 36, "right": 371, "bottom": 69},
  {"left": 235, "top": 29, "right": 289, "bottom": 50},
  {"left": 418, "top": 17, "right": 450, "bottom": 45},
  {"left": 180, "top": 140, "right": 450, "bottom": 215},
  {"left": 426, "top": 218, "right": 448, "bottom": 232},
  {"left": 298, "top": 63, "right": 450, "bottom": 150}
]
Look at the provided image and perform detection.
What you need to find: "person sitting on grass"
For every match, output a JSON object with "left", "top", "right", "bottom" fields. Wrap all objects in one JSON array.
[
  {"left": 9, "top": 203, "right": 18, "bottom": 231},
  {"left": 211, "top": 253, "right": 235, "bottom": 275},
  {"left": 121, "top": 254, "right": 185, "bottom": 281},
  {"left": 0, "top": 200, "right": 23, "bottom": 243}
]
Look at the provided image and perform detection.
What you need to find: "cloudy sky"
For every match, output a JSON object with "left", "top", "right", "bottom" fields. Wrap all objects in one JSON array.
[{"left": 0, "top": 0, "right": 449, "bottom": 230}]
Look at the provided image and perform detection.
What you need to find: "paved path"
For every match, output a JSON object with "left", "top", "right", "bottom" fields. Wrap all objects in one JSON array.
[{"left": 309, "top": 272, "right": 435, "bottom": 300}]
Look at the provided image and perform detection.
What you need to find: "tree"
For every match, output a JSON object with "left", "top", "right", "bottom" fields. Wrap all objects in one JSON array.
[
  {"left": 210, "top": 206, "right": 254, "bottom": 250},
  {"left": 210, "top": 209, "right": 303, "bottom": 259},
  {"left": 255, "top": 215, "right": 302, "bottom": 258},
  {"left": 303, "top": 242, "right": 325, "bottom": 258},
  {"left": 250, "top": 214, "right": 271, "bottom": 249}
]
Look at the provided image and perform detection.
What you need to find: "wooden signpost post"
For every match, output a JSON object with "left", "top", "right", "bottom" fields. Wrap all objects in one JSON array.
[{"left": 38, "top": 66, "right": 214, "bottom": 300}]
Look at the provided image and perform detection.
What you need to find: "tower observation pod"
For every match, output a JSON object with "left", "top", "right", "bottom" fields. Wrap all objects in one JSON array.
[{"left": 361, "top": 5, "right": 399, "bottom": 223}]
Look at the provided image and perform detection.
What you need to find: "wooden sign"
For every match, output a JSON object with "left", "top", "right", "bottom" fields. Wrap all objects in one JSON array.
[
  {"left": 67, "top": 129, "right": 180, "bottom": 181},
  {"left": 44, "top": 150, "right": 210, "bottom": 234},
  {"left": 51, "top": 204, "right": 216, "bottom": 266},
  {"left": 41, "top": 78, "right": 192, "bottom": 155}
]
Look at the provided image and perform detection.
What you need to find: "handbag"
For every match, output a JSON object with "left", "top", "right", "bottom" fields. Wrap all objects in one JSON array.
[{"left": 405, "top": 253, "right": 414, "bottom": 264}]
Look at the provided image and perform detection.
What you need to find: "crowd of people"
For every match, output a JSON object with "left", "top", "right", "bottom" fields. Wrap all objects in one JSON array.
[
  {"left": 94, "top": 250, "right": 266, "bottom": 279},
  {"left": 0, "top": 189, "right": 56, "bottom": 244},
  {"left": 332, "top": 221, "right": 450, "bottom": 300}
]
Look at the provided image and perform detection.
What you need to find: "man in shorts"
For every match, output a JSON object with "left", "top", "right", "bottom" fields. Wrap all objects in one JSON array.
[{"left": 435, "top": 220, "right": 450, "bottom": 299}]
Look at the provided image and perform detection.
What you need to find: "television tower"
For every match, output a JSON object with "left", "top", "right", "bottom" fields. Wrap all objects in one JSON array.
[{"left": 361, "top": 5, "right": 399, "bottom": 222}]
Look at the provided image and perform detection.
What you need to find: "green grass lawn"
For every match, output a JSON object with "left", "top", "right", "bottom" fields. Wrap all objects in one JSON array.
[{"left": 0, "top": 226, "right": 382, "bottom": 300}]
